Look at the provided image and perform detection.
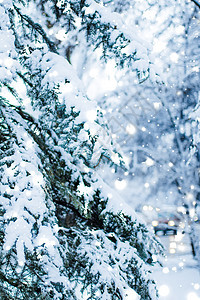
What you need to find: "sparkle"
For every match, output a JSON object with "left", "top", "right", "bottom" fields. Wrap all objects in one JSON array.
[
  {"left": 170, "top": 52, "right": 179, "bottom": 63},
  {"left": 126, "top": 123, "right": 137, "bottom": 135},
  {"left": 194, "top": 284, "right": 200, "bottom": 290},
  {"left": 143, "top": 205, "right": 148, "bottom": 211},
  {"left": 159, "top": 285, "right": 170, "bottom": 297},
  {"left": 153, "top": 102, "right": 160, "bottom": 110},
  {"left": 115, "top": 179, "right": 127, "bottom": 191},
  {"left": 169, "top": 248, "right": 176, "bottom": 254},
  {"left": 179, "top": 262, "right": 184, "bottom": 267},
  {"left": 163, "top": 267, "right": 169, "bottom": 274},
  {"left": 193, "top": 66, "right": 199, "bottom": 72},
  {"left": 152, "top": 220, "right": 158, "bottom": 227},
  {"left": 145, "top": 157, "right": 154, "bottom": 166},
  {"left": 186, "top": 193, "right": 194, "bottom": 200},
  {"left": 55, "top": 29, "right": 66, "bottom": 41}
]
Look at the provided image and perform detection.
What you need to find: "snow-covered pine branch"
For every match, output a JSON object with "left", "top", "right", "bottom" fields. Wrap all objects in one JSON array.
[{"left": 0, "top": 1, "right": 163, "bottom": 299}]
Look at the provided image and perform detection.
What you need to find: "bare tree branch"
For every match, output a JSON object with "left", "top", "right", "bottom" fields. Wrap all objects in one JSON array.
[{"left": 191, "top": 0, "right": 200, "bottom": 9}]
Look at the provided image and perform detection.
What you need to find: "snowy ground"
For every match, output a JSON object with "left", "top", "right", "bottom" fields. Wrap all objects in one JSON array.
[{"left": 152, "top": 231, "right": 200, "bottom": 300}]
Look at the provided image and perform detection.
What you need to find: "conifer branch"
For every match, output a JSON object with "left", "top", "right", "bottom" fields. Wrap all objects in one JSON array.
[{"left": 12, "top": 5, "right": 58, "bottom": 53}]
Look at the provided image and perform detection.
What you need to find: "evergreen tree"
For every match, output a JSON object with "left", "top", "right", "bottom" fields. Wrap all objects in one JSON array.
[{"left": 0, "top": 1, "right": 163, "bottom": 299}]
